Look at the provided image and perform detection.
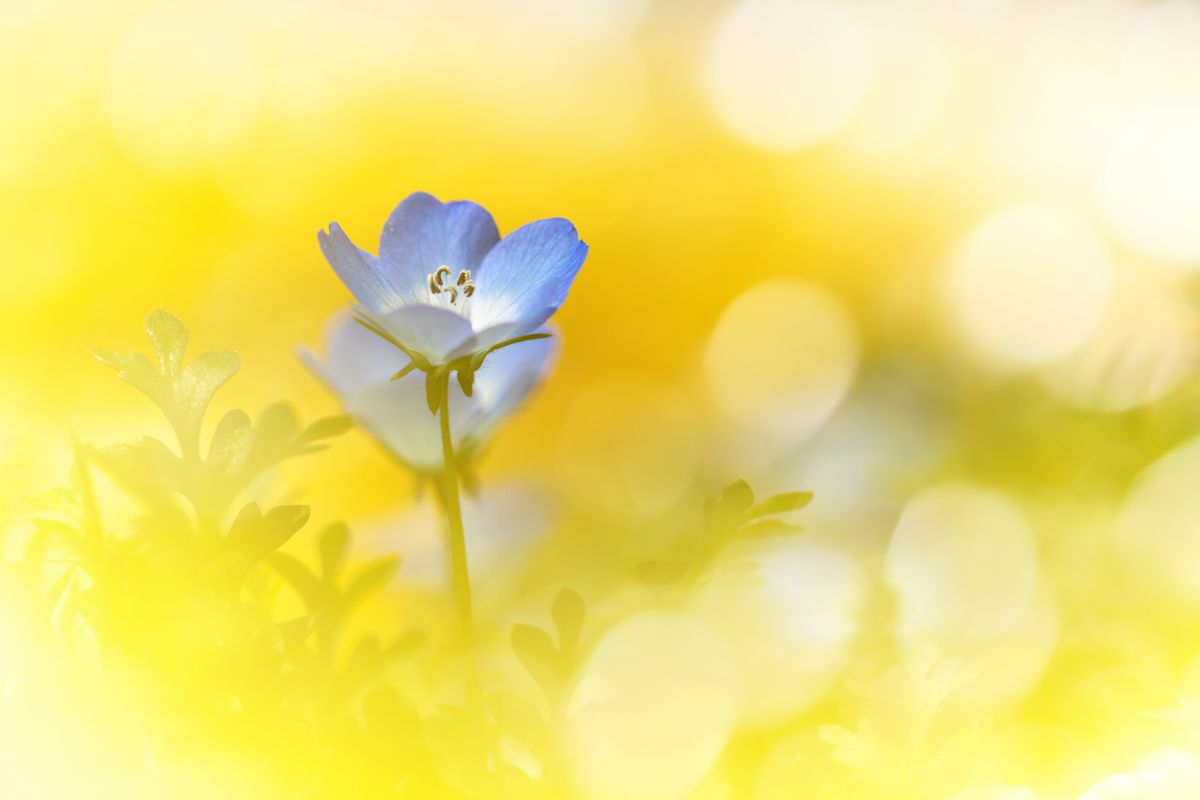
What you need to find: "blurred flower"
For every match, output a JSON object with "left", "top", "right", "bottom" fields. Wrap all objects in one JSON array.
[
  {"left": 301, "top": 312, "right": 555, "bottom": 474},
  {"left": 318, "top": 191, "right": 587, "bottom": 369}
]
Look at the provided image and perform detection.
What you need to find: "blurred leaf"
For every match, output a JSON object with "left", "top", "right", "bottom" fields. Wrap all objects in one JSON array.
[
  {"left": 92, "top": 437, "right": 185, "bottom": 506},
  {"left": 738, "top": 519, "right": 804, "bottom": 539},
  {"left": 296, "top": 414, "right": 353, "bottom": 445},
  {"left": 343, "top": 554, "right": 401, "bottom": 610},
  {"left": 145, "top": 307, "right": 188, "bottom": 374},
  {"left": 207, "top": 409, "right": 253, "bottom": 473},
  {"left": 268, "top": 552, "right": 323, "bottom": 612},
  {"left": 746, "top": 490, "right": 813, "bottom": 520},
  {"left": 27, "top": 487, "right": 78, "bottom": 516},
  {"left": 318, "top": 522, "right": 351, "bottom": 581},
  {"left": 512, "top": 623, "right": 558, "bottom": 692},
  {"left": 228, "top": 503, "right": 310, "bottom": 562},
  {"left": 94, "top": 310, "right": 239, "bottom": 457},
  {"left": 425, "top": 371, "right": 442, "bottom": 415},
  {"left": 720, "top": 478, "right": 755, "bottom": 514},
  {"left": 551, "top": 588, "right": 585, "bottom": 653}
]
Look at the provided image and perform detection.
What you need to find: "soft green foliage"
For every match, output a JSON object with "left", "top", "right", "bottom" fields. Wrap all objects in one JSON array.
[{"left": 6, "top": 311, "right": 823, "bottom": 798}]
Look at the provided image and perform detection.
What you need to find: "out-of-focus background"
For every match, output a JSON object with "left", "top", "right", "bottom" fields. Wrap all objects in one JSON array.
[{"left": 7, "top": 0, "right": 1200, "bottom": 797}]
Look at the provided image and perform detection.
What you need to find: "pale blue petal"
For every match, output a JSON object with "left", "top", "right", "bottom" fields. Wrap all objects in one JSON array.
[
  {"left": 347, "top": 377, "right": 444, "bottom": 473},
  {"left": 369, "top": 304, "right": 475, "bottom": 365},
  {"left": 378, "top": 192, "right": 501, "bottom": 304},
  {"left": 469, "top": 218, "right": 587, "bottom": 330},
  {"left": 308, "top": 312, "right": 411, "bottom": 395},
  {"left": 349, "top": 372, "right": 495, "bottom": 473},
  {"left": 318, "top": 223, "right": 406, "bottom": 313},
  {"left": 467, "top": 331, "right": 556, "bottom": 445}
]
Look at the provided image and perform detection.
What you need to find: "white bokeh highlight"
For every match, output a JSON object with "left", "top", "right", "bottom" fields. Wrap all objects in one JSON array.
[
  {"left": 947, "top": 205, "right": 1115, "bottom": 366},
  {"left": 565, "top": 611, "right": 739, "bottom": 800},
  {"left": 705, "top": 280, "right": 859, "bottom": 449},
  {"left": 706, "top": 0, "right": 870, "bottom": 152},
  {"left": 690, "top": 536, "right": 866, "bottom": 726}
]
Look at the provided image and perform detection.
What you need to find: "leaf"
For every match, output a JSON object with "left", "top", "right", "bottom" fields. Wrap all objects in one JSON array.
[
  {"left": 295, "top": 414, "right": 353, "bottom": 445},
  {"left": 92, "top": 350, "right": 159, "bottom": 400},
  {"left": 468, "top": 332, "right": 553, "bottom": 372},
  {"left": 746, "top": 490, "right": 813, "bottom": 520},
  {"left": 738, "top": 519, "right": 804, "bottom": 539},
  {"left": 255, "top": 402, "right": 300, "bottom": 447},
  {"left": 94, "top": 311, "right": 240, "bottom": 456},
  {"left": 27, "top": 487, "right": 78, "bottom": 515},
  {"left": 318, "top": 522, "right": 351, "bottom": 581},
  {"left": 343, "top": 554, "right": 401, "bottom": 610},
  {"left": 457, "top": 365, "right": 475, "bottom": 397},
  {"left": 551, "top": 588, "right": 585, "bottom": 651},
  {"left": 268, "top": 552, "right": 324, "bottom": 612},
  {"left": 634, "top": 560, "right": 689, "bottom": 587},
  {"left": 207, "top": 409, "right": 253, "bottom": 472},
  {"left": 145, "top": 308, "right": 189, "bottom": 375},
  {"left": 390, "top": 361, "right": 417, "bottom": 381},
  {"left": 345, "top": 634, "right": 384, "bottom": 685},
  {"left": 719, "top": 478, "right": 755, "bottom": 514},
  {"left": 511, "top": 623, "right": 559, "bottom": 692},
  {"left": 92, "top": 437, "right": 185, "bottom": 505},
  {"left": 425, "top": 371, "right": 442, "bottom": 415},
  {"left": 228, "top": 503, "right": 310, "bottom": 561}
]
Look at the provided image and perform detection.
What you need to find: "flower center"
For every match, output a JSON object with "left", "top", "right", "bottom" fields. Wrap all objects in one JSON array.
[{"left": 427, "top": 265, "right": 475, "bottom": 306}]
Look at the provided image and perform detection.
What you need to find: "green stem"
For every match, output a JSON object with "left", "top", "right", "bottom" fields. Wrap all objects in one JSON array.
[{"left": 436, "top": 370, "right": 482, "bottom": 708}]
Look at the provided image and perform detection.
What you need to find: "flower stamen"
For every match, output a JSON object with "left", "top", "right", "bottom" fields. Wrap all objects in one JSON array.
[{"left": 428, "top": 265, "right": 475, "bottom": 306}]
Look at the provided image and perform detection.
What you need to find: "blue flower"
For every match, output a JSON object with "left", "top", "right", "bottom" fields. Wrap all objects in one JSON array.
[
  {"left": 301, "top": 313, "right": 556, "bottom": 474},
  {"left": 318, "top": 192, "right": 587, "bottom": 368}
]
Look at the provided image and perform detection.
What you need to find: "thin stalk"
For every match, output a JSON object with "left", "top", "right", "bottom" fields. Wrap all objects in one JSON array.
[{"left": 436, "top": 370, "right": 482, "bottom": 708}]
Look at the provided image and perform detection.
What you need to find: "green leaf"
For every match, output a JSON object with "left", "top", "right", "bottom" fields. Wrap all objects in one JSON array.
[
  {"left": 425, "top": 371, "right": 442, "bottom": 415},
  {"left": 390, "top": 361, "right": 417, "bottom": 381},
  {"left": 207, "top": 409, "right": 253, "bottom": 473},
  {"left": 737, "top": 519, "right": 804, "bottom": 539},
  {"left": 746, "top": 490, "right": 813, "bottom": 520},
  {"left": 468, "top": 332, "right": 553, "bottom": 372},
  {"left": 92, "top": 437, "right": 185, "bottom": 505},
  {"left": 719, "top": 478, "right": 755, "bottom": 514},
  {"left": 343, "top": 554, "right": 401, "bottom": 610},
  {"left": 318, "top": 522, "right": 351, "bottom": 581},
  {"left": 227, "top": 503, "right": 310, "bottom": 561},
  {"left": 551, "top": 588, "right": 585, "bottom": 651},
  {"left": 27, "top": 487, "right": 79, "bottom": 516},
  {"left": 296, "top": 414, "right": 353, "bottom": 445},
  {"left": 94, "top": 311, "right": 240, "bottom": 457},
  {"left": 268, "top": 552, "right": 324, "bottom": 612},
  {"left": 511, "top": 623, "right": 559, "bottom": 692},
  {"left": 457, "top": 365, "right": 476, "bottom": 397},
  {"left": 92, "top": 350, "right": 160, "bottom": 401},
  {"left": 145, "top": 308, "right": 189, "bottom": 375}
]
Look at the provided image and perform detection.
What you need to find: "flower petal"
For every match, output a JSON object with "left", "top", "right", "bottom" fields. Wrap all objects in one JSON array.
[
  {"left": 347, "top": 377, "right": 445, "bottom": 473},
  {"left": 367, "top": 304, "right": 476, "bottom": 366},
  {"left": 304, "top": 312, "right": 412, "bottom": 395},
  {"left": 349, "top": 371, "right": 495, "bottom": 473},
  {"left": 318, "top": 223, "right": 407, "bottom": 313},
  {"left": 444, "top": 312, "right": 554, "bottom": 362},
  {"left": 469, "top": 330, "right": 556, "bottom": 440},
  {"left": 469, "top": 218, "right": 587, "bottom": 330},
  {"left": 378, "top": 192, "right": 501, "bottom": 304}
]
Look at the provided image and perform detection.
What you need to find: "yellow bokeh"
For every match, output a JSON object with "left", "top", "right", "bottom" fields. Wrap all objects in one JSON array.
[{"left": 6, "top": 0, "right": 1200, "bottom": 797}]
